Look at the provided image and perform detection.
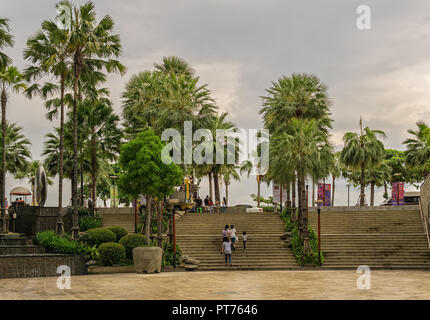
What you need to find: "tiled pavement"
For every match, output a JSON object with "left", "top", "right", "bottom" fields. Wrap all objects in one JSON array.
[{"left": 1, "top": 270, "right": 430, "bottom": 300}]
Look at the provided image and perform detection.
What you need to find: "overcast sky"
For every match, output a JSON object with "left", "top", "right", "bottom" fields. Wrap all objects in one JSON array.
[{"left": 2, "top": 0, "right": 430, "bottom": 206}]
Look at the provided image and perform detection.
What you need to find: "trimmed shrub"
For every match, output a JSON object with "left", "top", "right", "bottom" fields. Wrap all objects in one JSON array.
[
  {"left": 162, "top": 242, "right": 182, "bottom": 267},
  {"left": 36, "top": 231, "right": 87, "bottom": 254},
  {"left": 119, "top": 234, "right": 148, "bottom": 259},
  {"left": 97, "top": 242, "right": 126, "bottom": 266},
  {"left": 85, "top": 228, "right": 116, "bottom": 247},
  {"left": 105, "top": 226, "right": 128, "bottom": 242},
  {"left": 79, "top": 216, "right": 102, "bottom": 231}
]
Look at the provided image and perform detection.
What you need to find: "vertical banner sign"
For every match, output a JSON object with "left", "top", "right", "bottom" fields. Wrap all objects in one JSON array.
[
  {"left": 110, "top": 185, "right": 118, "bottom": 208},
  {"left": 392, "top": 182, "right": 405, "bottom": 206},
  {"left": 273, "top": 184, "right": 280, "bottom": 203},
  {"left": 317, "top": 183, "right": 331, "bottom": 206}
]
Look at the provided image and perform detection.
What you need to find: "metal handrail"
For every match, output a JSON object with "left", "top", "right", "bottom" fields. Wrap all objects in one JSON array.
[{"left": 418, "top": 198, "right": 430, "bottom": 250}]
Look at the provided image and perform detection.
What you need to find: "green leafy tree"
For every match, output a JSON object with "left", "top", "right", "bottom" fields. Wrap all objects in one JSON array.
[
  {"left": 0, "top": 18, "right": 13, "bottom": 69},
  {"left": 118, "top": 130, "right": 182, "bottom": 244},
  {"left": 403, "top": 121, "right": 430, "bottom": 179},
  {"left": 1, "top": 122, "right": 31, "bottom": 176}
]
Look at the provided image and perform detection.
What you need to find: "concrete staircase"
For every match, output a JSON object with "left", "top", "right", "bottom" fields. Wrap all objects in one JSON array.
[
  {"left": 308, "top": 206, "right": 430, "bottom": 269},
  {"left": 100, "top": 208, "right": 135, "bottom": 233},
  {"left": 176, "top": 212, "right": 299, "bottom": 270}
]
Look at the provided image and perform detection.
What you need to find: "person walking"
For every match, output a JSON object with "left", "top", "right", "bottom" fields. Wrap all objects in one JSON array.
[
  {"left": 208, "top": 197, "right": 214, "bottom": 213},
  {"left": 221, "top": 197, "right": 227, "bottom": 213},
  {"left": 215, "top": 199, "right": 220, "bottom": 213},
  {"left": 196, "top": 196, "right": 203, "bottom": 213},
  {"left": 222, "top": 237, "right": 232, "bottom": 267},
  {"left": 242, "top": 231, "right": 247, "bottom": 251},
  {"left": 222, "top": 225, "right": 229, "bottom": 239},
  {"left": 204, "top": 195, "right": 209, "bottom": 212},
  {"left": 230, "top": 225, "right": 237, "bottom": 250}
]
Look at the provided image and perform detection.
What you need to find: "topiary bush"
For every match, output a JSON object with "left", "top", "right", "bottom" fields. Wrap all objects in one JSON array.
[
  {"left": 119, "top": 234, "right": 148, "bottom": 259},
  {"left": 84, "top": 228, "right": 116, "bottom": 247},
  {"left": 97, "top": 242, "right": 126, "bottom": 266},
  {"left": 79, "top": 216, "right": 102, "bottom": 231},
  {"left": 36, "top": 231, "right": 87, "bottom": 254},
  {"left": 105, "top": 226, "right": 128, "bottom": 242}
]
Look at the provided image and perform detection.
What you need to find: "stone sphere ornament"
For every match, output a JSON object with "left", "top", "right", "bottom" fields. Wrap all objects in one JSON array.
[{"left": 35, "top": 166, "right": 47, "bottom": 207}]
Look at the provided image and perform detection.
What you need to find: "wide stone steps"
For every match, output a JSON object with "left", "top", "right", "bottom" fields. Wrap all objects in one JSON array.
[
  {"left": 176, "top": 212, "right": 299, "bottom": 270},
  {"left": 101, "top": 213, "right": 135, "bottom": 233}
]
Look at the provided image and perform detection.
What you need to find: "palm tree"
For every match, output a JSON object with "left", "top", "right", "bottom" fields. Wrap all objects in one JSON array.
[
  {"left": 271, "top": 118, "right": 333, "bottom": 254},
  {"left": 222, "top": 166, "right": 240, "bottom": 206},
  {"left": 24, "top": 18, "right": 71, "bottom": 234},
  {"left": 78, "top": 97, "right": 122, "bottom": 211},
  {"left": 153, "top": 56, "right": 195, "bottom": 79},
  {"left": 330, "top": 152, "right": 341, "bottom": 206},
  {"left": 0, "top": 18, "right": 13, "bottom": 69},
  {"left": 0, "top": 66, "right": 26, "bottom": 232},
  {"left": 1, "top": 122, "right": 31, "bottom": 176},
  {"left": 403, "top": 121, "right": 430, "bottom": 178},
  {"left": 340, "top": 118, "right": 386, "bottom": 206},
  {"left": 65, "top": 1, "right": 125, "bottom": 238}
]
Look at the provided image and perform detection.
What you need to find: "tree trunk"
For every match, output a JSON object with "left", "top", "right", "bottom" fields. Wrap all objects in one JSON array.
[
  {"left": 213, "top": 170, "right": 220, "bottom": 203},
  {"left": 71, "top": 61, "right": 80, "bottom": 239},
  {"left": 360, "top": 162, "right": 365, "bottom": 206},
  {"left": 257, "top": 175, "right": 261, "bottom": 207},
  {"left": 56, "top": 75, "right": 65, "bottom": 235},
  {"left": 331, "top": 175, "right": 335, "bottom": 207},
  {"left": 312, "top": 180, "right": 315, "bottom": 207},
  {"left": 370, "top": 181, "right": 375, "bottom": 206},
  {"left": 208, "top": 171, "right": 213, "bottom": 200},
  {"left": 80, "top": 163, "right": 84, "bottom": 207},
  {"left": 91, "top": 144, "right": 97, "bottom": 214},
  {"left": 157, "top": 201, "right": 163, "bottom": 248},
  {"left": 297, "top": 173, "right": 304, "bottom": 240},
  {"left": 1, "top": 88, "right": 6, "bottom": 233},
  {"left": 225, "top": 181, "right": 229, "bottom": 206},
  {"left": 286, "top": 183, "right": 291, "bottom": 209},
  {"left": 145, "top": 196, "right": 151, "bottom": 245},
  {"left": 291, "top": 174, "right": 296, "bottom": 209}
]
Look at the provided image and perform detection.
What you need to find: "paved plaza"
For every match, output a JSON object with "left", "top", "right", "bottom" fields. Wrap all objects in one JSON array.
[{"left": 0, "top": 270, "right": 429, "bottom": 300}]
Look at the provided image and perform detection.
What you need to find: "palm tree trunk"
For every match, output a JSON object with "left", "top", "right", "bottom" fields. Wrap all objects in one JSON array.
[
  {"left": 297, "top": 173, "right": 304, "bottom": 240},
  {"left": 312, "top": 180, "right": 315, "bottom": 207},
  {"left": 286, "top": 183, "right": 291, "bottom": 209},
  {"left": 80, "top": 163, "right": 84, "bottom": 207},
  {"left": 370, "top": 181, "right": 375, "bottom": 206},
  {"left": 225, "top": 181, "right": 229, "bottom": 206},
  {"left": 71, "top": 61, "right": 80, "bottom": 239},
  {"left": 213, "top": 171, "right": 220, "bottom": 203},
  {"left": 257, "top": 176, "right": 261, "bottom": 207},
  {"left": 56, "top": 76, "right": 65, "bottom": 235},
  {"left": 360, "top": 162, "right": 365, "bottom": 206},
  {"left": 291, "top": 174, "right": 296, "bottom": 209},
  {"left": 1, "top": 88, "right": 6, "bottom": 233},
  {"left": 331, "top": 175, "right": 335, "bottom": 207},
  {"left": 208, "top": 171, "right": 213, "bottom": 200},
  {"left": 91, "top": 145, "right": 97, "bottom": 213}
]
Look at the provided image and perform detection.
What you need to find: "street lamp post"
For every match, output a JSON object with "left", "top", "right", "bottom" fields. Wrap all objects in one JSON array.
[{"left": 315, "top": 199, "right": 323, "bottom": 266}]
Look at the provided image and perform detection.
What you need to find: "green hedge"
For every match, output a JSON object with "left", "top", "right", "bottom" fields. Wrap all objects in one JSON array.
[
  {"left": 36, "top": 231, "right": 87, "bottom": 254},
  {"left": 79, "top": 216, "right": 103, "bottom": 231},
  {"left": 84, "top": 228, "right": 116, "bottom": 247},
  {"left": 105, "top": 226, "right": 128, "bottom": 242},
  {"left": 281, "top": 208, "right": 323, "bottom": 266},
  {"left": 119, "top": 234, "right": 148, "bottom": 259},
  {"left": 97, "top": 242, "right": 126, "bottom": 266}
]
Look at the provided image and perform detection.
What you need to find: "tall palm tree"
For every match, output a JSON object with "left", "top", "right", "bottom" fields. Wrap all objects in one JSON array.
[
  {"left": 222, "top": 166, "right": 240, "bottom": 206},
  {"left": 0, "top": 18, "right": 13, "bottom": 70},
  {"left": 65, "top": 1, "right": 125, "bottom": 238},
  {"left": 153, "top": 56, "right": 195, "bottom": 79},
  {"left": 23, "top": 18, "right": 71, "bottom": 234},
  {"left": 0, "top": 66, "right": 26, "bottom": 232},
  {"left": 340, "top": 118, "right": 386, "bottom": 206},
  {"left": 403, "top": 121, "right": 430, "bottom": 178},
  {"left": 271, "top": 118, "right": 333, "bottom": 254},
  {"left": 78, "top": 97, "right": 122, "bottom": 210}
]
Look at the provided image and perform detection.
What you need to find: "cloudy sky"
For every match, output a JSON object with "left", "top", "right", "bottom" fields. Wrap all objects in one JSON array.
[{"left": 2, "top": 0, "right": 430, "bottom": 206}]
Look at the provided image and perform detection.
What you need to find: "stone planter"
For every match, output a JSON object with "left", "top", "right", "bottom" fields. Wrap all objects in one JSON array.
[{"left": 132, "top": 246, "right": 162, "bottom": 274}]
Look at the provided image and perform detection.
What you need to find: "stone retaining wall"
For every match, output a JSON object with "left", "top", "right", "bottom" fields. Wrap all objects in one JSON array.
[
  {"left": 15, "top": 207, "right": 72, "bottom": 236},
  {"left": 0, "top": 254, "right": 87, "bottom": 279}
]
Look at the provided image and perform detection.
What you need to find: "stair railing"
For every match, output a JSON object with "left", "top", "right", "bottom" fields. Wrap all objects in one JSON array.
[{"left": 418, "top": 198, "right": 430, "bottom": 251}]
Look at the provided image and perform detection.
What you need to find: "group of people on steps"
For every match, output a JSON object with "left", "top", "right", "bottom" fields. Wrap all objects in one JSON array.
[{"left": 221, "top": 225, "right": 247, "bottom": 267}]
